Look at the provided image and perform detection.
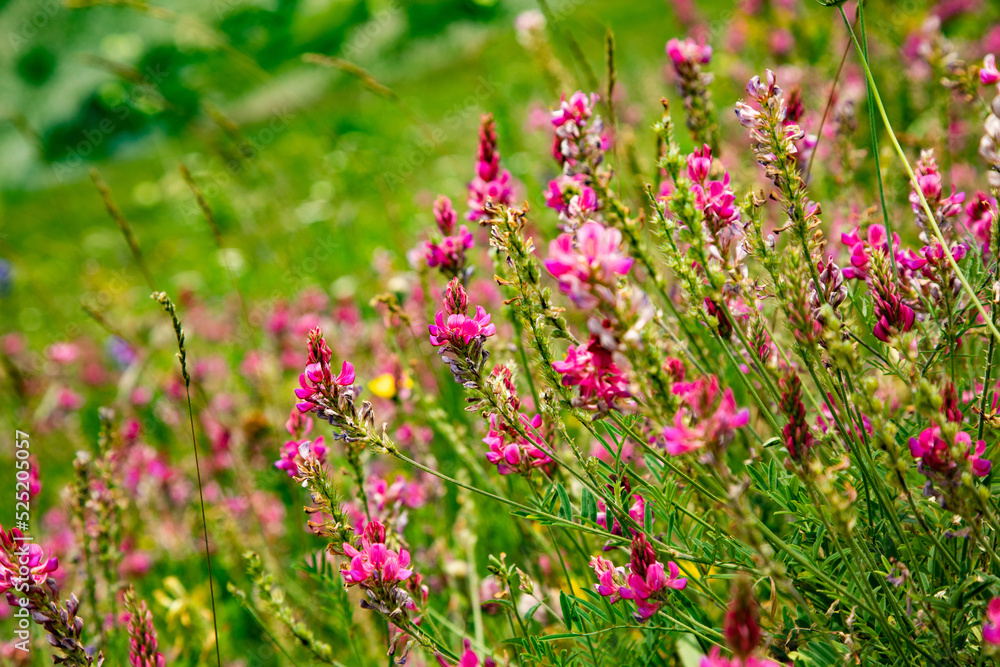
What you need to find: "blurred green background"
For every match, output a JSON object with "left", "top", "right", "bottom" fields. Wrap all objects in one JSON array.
[{"left": 0, "top": 0, "right": 735, "bottom": 347}]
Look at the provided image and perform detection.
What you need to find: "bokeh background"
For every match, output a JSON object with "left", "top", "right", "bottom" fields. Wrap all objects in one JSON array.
[{"left": 2, "top": 0, "right": 995, "bottom": 340}]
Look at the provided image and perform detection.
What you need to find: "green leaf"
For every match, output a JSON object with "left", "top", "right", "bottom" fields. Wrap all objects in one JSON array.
[
  {"left": 559, "top": 591, "right": 574, "bottom": 631},
  {"left": 581, "top": 488, "right": 597, "bottom": 524},
  {"left": 555, "top": 483, "right": 573, "bottom": 521}
]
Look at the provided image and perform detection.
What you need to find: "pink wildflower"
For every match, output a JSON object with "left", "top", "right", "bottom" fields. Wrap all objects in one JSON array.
[
  {"left": 468, "top": 114, "right": 514, "bottom": 222},
  {"left": 618, "top": 533, "right": 687, "bottom": 620},
  {"left": 544, "top": 221, "right": 634, "bottom": 309},
  {"left": 666, "top": 37, "right": 712, "bottom": 67},
  {"left": 552, "top": 91, "right": 596, "bottom": 128},
  {"left": 425, "top": 196, "right": 475, "bottom": 278},
  {"left": 662, "top": 375, "right": 750, "bottom": 456},
  {"left": 551, "top": 91, "right": 607, "bottom": 171},
  {"left": 428, "top": 307, "right": 496, "bottom": 348},
  {"left": 0, "top": 537, "right": 58, "bottom": 595},
  {"left": 984, "top": 598, "right": 1000, "bottom": 645},
  {"left": 840, "top": 224, "right": 901, "bottom": 280},
  {"left": 867, "top": 249, "right": 916, "bottom": 343},
  {"left": 909, "top": 425, "right": 991, "bottom": 478},
  {"left": 966, "top": 191, "right": 997, "bottom": 256},
  {"left": 596, "top": 492, "right": 647, "bottom": 539},
  {"left": 125, "top": 589, "right": 166, "bottom": 667},
  {"left": 341, "top": 520, "right": 413, "bottom": 587},
  {"left": 700, "top": 648, "right": 784, "bottom": 667},
  {"left": 483, "top": 412, "right": 553, "bottom": 476},
  {"left": 545, "top": 173, "right": 599, "bottom": 227},
  {"left": 589, "top": 555, "right": 628, "bottom": 603},
  {"left": 552, "top": 335, "right": 630, "bottom": 410},
  {"left": 982, "top": 54, "right": 1000, "bottom": 86},
  {"left": 294, "top": 359, "right": 356, "bottom": 414},
  {"left": 910, "top": 149, "right": 965, "bottom": 238}
]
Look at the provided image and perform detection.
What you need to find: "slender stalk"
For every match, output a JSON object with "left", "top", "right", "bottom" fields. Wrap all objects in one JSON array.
[{"left": 151, "top": 293, "right": 222, "bottom": 667}]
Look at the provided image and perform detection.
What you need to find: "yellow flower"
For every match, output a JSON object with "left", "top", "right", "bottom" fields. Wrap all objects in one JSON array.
[{"left": 368, "top": 372, "right": 413, "bottom": 399}]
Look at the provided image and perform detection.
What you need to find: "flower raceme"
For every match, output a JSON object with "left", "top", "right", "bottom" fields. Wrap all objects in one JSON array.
[
  {"left": 293, "top": 329, "right": 356, "bottom": 415},
  {"left": 435, "top": 639, "right": 496, "bottom": 667},
  {"left": 841, "top": 224, "right": 902, "bottom": 281},
  {"left": 697, "top": 578, "right": 782, "bottom": 667},
  {"left": 778, "top": 370, "right": 814, "bottom": 463},
  {"left": 0, "top": 533, "right": 58, "bottom": 595},
  {"left": 428, "top": 306, "right": 496, "bottom": 349},
  {"left": 590, "top": 555, "right": 628, "bottom": 603},
  {"left": 124, "top": 588, "right": 166, "bottom": 667},
  {"left": 424, "top": 196, "right": 475, "bottom": 279},
  {"left": 684, "top": 144, "right": 743, "bottom": 267},
  {"left": 428, "top": 278, "right": 498, "bottom": 389},
  {"left": 983, "top": 54, "right": 1000, "bottom": 86},
  {"left": 342, "top": 536, "right": 413, "bottom": 588},
  {"left": 662, "top": 375, "right": 750, "bottom": 457},
  {"left": 551, "top": 91, "right": 608, "bottom": 172},
  {"left": 544, "top": 221, "right": 634, "bottom": 309},
  {"left": 591, "top": 533, "right": 687, "bottom": 620},
  {"left": 596, "top": 492, "right": 646, "bottom": 540},
  {"left": 275, "top": 408, "right": 327, "bottom": 477},
  {"left": 341, "top": 520, "right": 424, "bottom": 622},
  {"left": 910, "top": 149, "right": 965, "bottom": 239},
  {"left": 867, "top": 248, "right": 916, "bottom": 343},
  {"left": 699, "top": 648, "right": 783, "bottom": 667},
  {"left": 0, "top": 524, "right": 99, "bottom": 666},
  {"left": 666, "top": 37, "right": 712, "bottom": 68},
  {"left": 467, "top": 114, "right": 514, "bottom": 222},
  {"left": 544, "top": 173, "right": 598, "bottom": 229},
  {"left": 552, "top": 335, "right": 630, "bottom": 411},
  {"left": 482, "top": 412, "right": 553, "bottom": 476},
  {"left": 908, "top": 425, "right": 991, "bottom": 479},
  {"left": 666, "top": 38, "right": 718, "bottom": 150}
]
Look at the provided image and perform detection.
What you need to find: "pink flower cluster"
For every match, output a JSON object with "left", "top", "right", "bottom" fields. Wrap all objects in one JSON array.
[
  {"left": 425, "top": 196, "right": 475, "bottom": 278},
  {"left": 596, "top": 492, "right": 646, "bottom": 540},
  {"left": 544, "top": 221, "right": 634, "bottom": 309},
  {"left": 552, "top": 335, "right": 630, "bottom": 410},
  {"left": 666, "top": 37, "right": 712, "bottom": 68},
  {"left": 662, "top": 375, "right": 750, "bottom": 457},
  {"left": 544, "top": 173, "right": 598, "bottom": 228},
  {"left": 983, "top": 54, "right": 1000, "bottom": 86},
  {"left": 699, "top": 648, "right": 783, "bottom": 667},
  {"left": 126, "top": 594, "right": 166, "bottom": 667},
  {"left": 590, "top": 533, "right": 687, "bottom": 620},
  {"left": 686, "top": 144, "right": 742, "bottom": 264},
  {"left": 0, "top": 528, "right": 59, "bottom": 596},
  {"left": 551, "top": 91, "right": 608, "bottom": 172},
  {"left": 984, "top": 597, "right": 1000, "bottom": 645},
  {"left": 275, "top": 408, "right": 327, "bottom": 477},
  {"left": 869, "top": 266, "right": 916, "bottom": 343},
  {"left": 909, "top": 425, "right": 991, "bottom": 478},
  {"left": 342, "top": 520, "right": 413, "bottom": 589},
  {"left": 436, "top": 639, "right": 496, "bottom": 667},
  {"left": 483, "top": 412, "right": 552, "bottom": 476},
  {"left": 965, "top": 191, "right": 997, "bottom": 256},
  {"left": 428, "top": 280, "right": 497, "bottom": 349},
  {"left": 467, "top": 114, "right": 514, "bottom": 222},
  {"left": 909, "top": 149, "right": 964, "bottom": 237},
  {"left": 293, "top": 329, "right": 356, "bottom": 414}
]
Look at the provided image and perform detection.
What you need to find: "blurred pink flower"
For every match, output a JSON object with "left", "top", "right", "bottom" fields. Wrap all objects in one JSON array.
[{"left": 544, "top": 221, "right": 633, "bottom": 309}]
